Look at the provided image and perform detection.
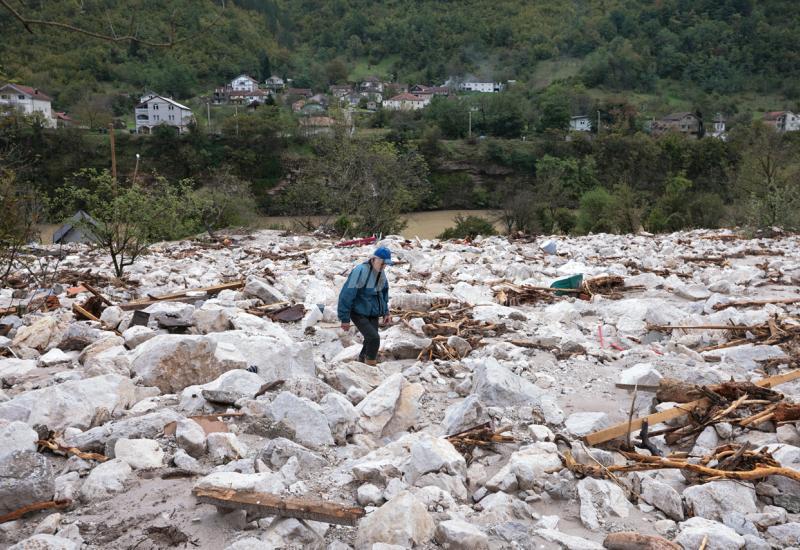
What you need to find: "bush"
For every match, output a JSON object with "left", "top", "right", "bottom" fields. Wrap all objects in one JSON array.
[
  {"left": 552, "top": 208, "right": 577, "bottom": 234},
  {"left": 576, "top": 187, "right": 618, "bottom": 234},
  {"left": 191, "top": 170, "right": 258, "bottom": 238},
  {"left": 438, "top": 215, "right": 497, "bottom": 240}
]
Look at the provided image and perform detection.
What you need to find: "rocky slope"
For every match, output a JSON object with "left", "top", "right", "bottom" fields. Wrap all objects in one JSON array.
[{"left": 0, "top": 229, "right": 799, "bottom": 550}]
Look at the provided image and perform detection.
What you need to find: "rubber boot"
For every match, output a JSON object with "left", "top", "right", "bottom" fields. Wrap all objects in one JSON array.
[{"left": 365, "top": 358, "right": 377, "bottom": 366}]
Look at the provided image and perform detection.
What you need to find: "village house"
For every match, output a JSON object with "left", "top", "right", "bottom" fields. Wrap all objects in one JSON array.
[
  {"left": 265, "top": 75, "right": 285, "bottom": 92},
  {"left": 359, "top": 76, "right": 384, "bottom": 95},
  {"left": 569, "top": 115, "right": 592, "bottom": 132},
  {"left": 228, "top": 89, "right": 270, "bottom": 105},
  {"left": 0, "top": 83, "right": 56, "bottom": 127},
  {"left": 298, "top": 116, "right": 336, "bottom": 137},
  {"left": 383, "top": 92, "right": 432, "bottom": 111},
  {"left": 53, "top": 112, "right": 76, "bottom": 129},
  {"left": 230, "top": 74, "right": 260, "bottom": 92},
  {"left": 710, "top": 113, "right": 727, "bottom": 140},
  {"left": 135, "top": 94, "right": 194, "bottom": 134},
  {"left": 329, "top": 84, "right": 353, "bottom": 98},
  {"left": 764, "top": 111, "right": 800, "bottom": 132},
  {"left": 286, "top": 88, "right": 313, "bottom": 99},
  {"left": 652, "top": 112, "right": 703, "bottom": 139},
  {"left": 459, "top": 80, "right": 505, "bottom": 93},
  {"left": 409, "top": 84, "right": 450, "bottom": 96},
  {"left": 383, "top": 83, "right": 408, "bottom": 97},
  {"left": 299, "top": 102, "right": 326, "bottom": 116}
]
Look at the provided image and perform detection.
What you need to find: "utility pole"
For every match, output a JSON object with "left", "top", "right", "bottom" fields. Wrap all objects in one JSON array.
[
  {"left": 597, "top": 110, "right": 601, "bottom": 135},
  {"left": 235, "top": 104, "right": 239, "bottom": 137},
  {"left": 132, "top": 153, "right": 140, "bottom": 184},
  {"left": 207, "top": 101, "right": 211, "bottom": 131},
  {"left": 468, "top": 109, "right": 472, "bottom": 139},
  {"left": 108, "top": 122, "right": 116, "bottom": 180}
]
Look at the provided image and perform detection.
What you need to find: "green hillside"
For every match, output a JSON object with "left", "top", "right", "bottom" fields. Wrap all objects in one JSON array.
[{"left": 2, "top": 0, "right": 799, "bottom": 112}]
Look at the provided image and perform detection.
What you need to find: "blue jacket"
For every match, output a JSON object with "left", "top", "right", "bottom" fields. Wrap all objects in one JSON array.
[{"left": 337, "top": 262, "right": 389, "bottom": 322}]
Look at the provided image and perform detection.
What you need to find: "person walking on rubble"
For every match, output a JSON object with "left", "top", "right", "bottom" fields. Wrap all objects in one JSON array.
[{"left": 337, "top": 247, "right": 392, "bottom": 366}]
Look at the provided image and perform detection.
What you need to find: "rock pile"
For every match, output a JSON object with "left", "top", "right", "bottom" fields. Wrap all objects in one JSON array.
[{"left": 0, "top": 228, "right": 799, "bottom": 549}]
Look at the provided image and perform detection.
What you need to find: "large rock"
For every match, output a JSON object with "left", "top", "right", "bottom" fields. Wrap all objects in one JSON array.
[
  {"left": 179, "top": 369, "right": 264, "bottom": 413},
  {"left": 122, "top": 325, "right": 155, "bottom": 349},
  {"left": 176, "top": 419, "right": 207, "bottom": 458},
  {"left": 194, "top": 471, "right": 286, "bottom": 494},
  {"left": 577, "top": 477, "right": 632, "bottom": 530},
  {"left": 508, "top": 442, "right": 563, "bottom": 490},
  {"left": 403, "top": 433, "right": 466, "bottom": 484},
  {"left": 192, "top": 306, "right": 234, "bottom": 334},
  {"left": 129, "top": 334, "right": 243, "bottom": 393},
  {"left": 0, "top": 358, "right": 37, "bottom": 386},
  {"left": 435, "top": 519, "right": 489, "bottom": 550},
  {"left": 80, "top": 458, "right": 132, "bottom": 501},
  {"left": 0, "top": 420, "right": 38, "bottom": 460},
  {"left": 565, "top": 412, "right": 613, "bottom": 438},
  {"left": 441, "top": 395, "right": 488, "bottom": 436},
  {"left": 380, "top": 325, "right": 432, "bottom": 359},
  {"left": 207, "top": 432, "right": 248, "bottom": 463},
  {"left": 0, "top": 374, "right": 137, "bottom": 432},
  {"left": 0, "top": 450, "right": 55, "bottom": 514},
  {"left": 262, "top": 517, "right": 328, "bottom": 549},
  {"left": 9, "top": 535, "right": 78, "bottom": 550},
  {"left": 683, "top": 480, "right": 757, "bottom": 522},
  {"left": 65, "top": 409, "right": 182, "bottom": 453},
  {"left": 243, "top": 276, "right": 287, "bottom": 304},
  {"left": 58, "top": 322, "right": 104, "bottom": 351},
  {"left": 354, "top": 491, "right": 435, "bottom": 549},
  {"left": 641, "top": 476, "right": 684, "bottom": 521},
  {"left": 355, "top": 373, "right": 423, "bottom": 438},
  {"left": 259, "top": 437, "right": 327, "bottom": 472},
  {"left": 766, "top": 523, "right": 800, "bottom": 547},
  {"left": 114, "top": 438, "right": 165, "bottom": 469},
  {"left": 268, "top": 391, "right": 334, "bottom": 450},
  {"left": 534, "top": 529, "right": 604, "bottom": 550},
  {"left": 471, "top": 357, "right": 543, "bottom": 406},
  {"left": 618, "top": 363, "right": 663, "bottom": 386},
  {"left": 675, "top": 517, "right": 745, "bottom": 550},
  {"left": 12, "top": 316, "right": 65, "bottom": 351},
  {"left": 143, "top": 302, "right": 196, "bottom": 328},
  {"left": 320, "top": 392, "right": 358, "bottom": 445},
  {"left": 325, "top": 361, "right": 401, "bottom": 394}
]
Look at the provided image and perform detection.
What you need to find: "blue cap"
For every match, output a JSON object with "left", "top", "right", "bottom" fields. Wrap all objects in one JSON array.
[{"left": 374, "top": 246, "right": 393, "bottom": 265}]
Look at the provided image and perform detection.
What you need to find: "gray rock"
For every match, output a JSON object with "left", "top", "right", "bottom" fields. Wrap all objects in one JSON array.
[
  {"left": 576, "top": 477, "right": 631, "bottom": 530},
  {"left": 357, "top": 483, "right": 384, "bottom": 506},
  {"left": 176, "top": 419, "right": 207, "bottom": 458},
  {"left": 565, "top": 412, "right": 612, "bottom": 437},
  {"left": 259, "top": 437, "right": 327, "bottom": 472},
  {"left": 262, "top": 517, "right": 328, "bottom": 549},
  {"left": 618, "top": 362, "right": 662, "bottom": 386},
  {"left": 53, "top": 472, "right": 81, "bottom": 502},
  {"left": 435, "top": 519, "right": 489, "bottom": 550},
  {"left": 12, "top": 316, "right": 64, "bottom": 352},
  {"left": 65, "top": 409, "right": 182, "bottom": 453},
  {"left": 34, "top": 513, "right": 62, "bottom": 535},
  {"left": 0, "top": 358, "right": 37, "bottom": 386},
  {"left": 268, "top": 391, "right": 334, "bottom": 450},
  {"left": 0, "top": 420, "right": 38, "bottom": 460},
  {"left": 676, "top": 517, "right": 745, "bottom": 550},
  {"left": 721, "top": 511, "right": 759, "bottom": 536},
  {"left": 130, "top": 334, "right": 243, "bottom": 393},
  {"left": 742, "top": 534, "right": 770, "bottom": 550},
  {"left": 207, "top": 433, "right": 248, "bottom": 463},
  {"left": 143, "top": 302, "right": 196, "bottom": 328},
  {"left": 320, "top": 392, "right": 358, "bottom": 445},
  {"left": 354, "top": 491, "right": 434, "bottom": 549},
  {"left": 58, "top": 322, "right": 103, "bottom": 351},
  {"left": 38, "top": 349, "right": 75, "bottom": 367},
  {"left": 122, "top": 325, "right": 156, "bottom": 349},
  {"left": 355, "top": 373, "right": 423, "bottom": 438},
  {"left": 766, "top": 522, "right": 800, "bottom": 547},
  {"left": 641, "top": 476, "right": 684, "bottom": 521},
  {"left": 9, "top": 535, "right": 78, "bottom": 550},
  {"left": 534, "top": 529, "right": 603, "bottom": 550},
  {"left": 100, "top": 306, "right": 125, "bottom": 330},
  {"left": 508, "top": 442, "right": 563, "bottom": 490},
  {"left": 80, "top": 458, "right": 132, "bottom": 501},
  {"left": 403, "top": 433, "right": 466, "bottom": 484},
  {"left": 446, "top": 335, "right": 472, "bottom": 358},
  {"left": 0, "top": 450, "right": 55, "bottom": 514},
  {"left": 683, "top": 480, "right": 757, "bottom": 521},
  {"left": 441, "top": 395, "right": 488, "bottom": 436},
  {"left": 0, "top": 374, "right": 136, "bottom": 432},
  {"left": 191, "top": 307, "right": 233, "bottom": 334},
  {"left": 243, "top": 276, "right": 286, "bottom": 304},
  {"left": 471, "top": 357, "right": 543, "bottom": 406}
]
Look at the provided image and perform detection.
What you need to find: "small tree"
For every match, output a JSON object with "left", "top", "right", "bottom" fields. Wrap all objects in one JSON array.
[
  {"left": 576, "top": 187, "right": 618, "bottom": 234},
  {"left": 0, "top": 169, "right": 37, "bottom": 284},
  {"left": 53, "top": 169, "right": 201, "bottom": 278},
  {"left": 438, "top": 215, "right": 497, "bottom": 240},
  {"left": 192, "top": 170, "right": 258, "bottom": 238}
]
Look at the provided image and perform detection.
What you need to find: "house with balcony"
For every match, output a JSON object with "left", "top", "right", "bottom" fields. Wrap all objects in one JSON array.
[
  {"left": 383, "top": 93, "right": 432, "bottom": 111},
  {"left": 230, "top": 74, "right": 259, "bottom": 92},
  {"left": 764, "top": 111, "right": 800, "bottom": 132},
  {"left": 135, "top": 94, "right": 194, "bottom": 134}
]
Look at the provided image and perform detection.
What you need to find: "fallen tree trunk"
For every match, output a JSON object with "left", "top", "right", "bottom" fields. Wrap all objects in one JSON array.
[{"left": 120, "top": 281, "right": 245, "bottom": 311}]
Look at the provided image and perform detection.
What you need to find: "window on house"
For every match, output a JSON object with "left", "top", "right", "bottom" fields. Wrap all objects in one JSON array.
[
  {"left": 18, "top": 95, "right": 25, "bottom": 100},
  {"left": 0, "top": 95, "right": 7, "bottom": 99},
  {"left": 153, "top": 104, "right": 159, "bottom": 110},
  {"left": 168, "top": 105, "right": 174, "bottom": 110}
]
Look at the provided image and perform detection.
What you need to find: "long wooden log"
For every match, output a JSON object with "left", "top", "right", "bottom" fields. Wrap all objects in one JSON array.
[
  {"left": 120, "top": 280, "right": 245, "bottom": 311},
  {"left": 584, "top": 369, "right": 800, "bottom": 445},
  {"left": 193, "top": 487, "right": 365, "bottom": 526},
  {"left": 81, "top": 282, "right": 114, "bottom": 306},
  {"left": 713, "top": 297, "right": 800, "bottom": 310}
]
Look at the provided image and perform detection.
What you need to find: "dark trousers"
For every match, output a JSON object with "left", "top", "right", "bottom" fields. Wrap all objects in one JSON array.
[{"left": 351, "top": 313, "right": 380, "bottom": 361}]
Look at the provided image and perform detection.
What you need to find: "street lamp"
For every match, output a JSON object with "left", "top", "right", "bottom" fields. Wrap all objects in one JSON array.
[{"left": 133, "top": 153, "right": 140, "bottom": 184}]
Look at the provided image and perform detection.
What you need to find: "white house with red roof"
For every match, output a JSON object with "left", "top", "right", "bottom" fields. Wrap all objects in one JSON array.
[
  {"left": 383, "top": 92, "right": 432, "bottom": 111},
  {"left": 230, "top": 74, "right": 260, "bottom": 92},
  {"left": 0, "top": 83, "right": 55, "bottom": 127},
  {"left": 135, "top": 94, "right": 194, "bottom": 134},
  {"left": 764, "top": 111, "right": 800, "bottom": 132}
]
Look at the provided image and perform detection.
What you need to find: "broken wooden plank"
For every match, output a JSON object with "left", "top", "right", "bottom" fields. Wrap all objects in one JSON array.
[
  {"left": 193, "top": 487, "right": 365, "bottom": 526},
  {"left": 712, "top": 297, "right": 800, "bottom": 311},
  {"left": 81, "top": 282, "right": 114, "bottom": 306},
  {"left": 120, "top": 281, "right": 245, "bottom": 311},
  {"left": 72, "top": 303, "right": 100, "bottom": 322},
  {"left": 584, "top": 369, "right": 800, "bottom": 445}
]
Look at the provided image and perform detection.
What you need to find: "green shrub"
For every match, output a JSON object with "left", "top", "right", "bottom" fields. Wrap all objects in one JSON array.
[
  {"left": 438, "top": 215, "right": 497, "bottom": 240},
  {"left": 576, "top": 187, "right": 618, "bottom": 234}
]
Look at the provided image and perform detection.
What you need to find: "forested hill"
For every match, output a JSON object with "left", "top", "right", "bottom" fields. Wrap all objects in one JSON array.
[{"left": 1, "top": 0, "right": 799, "bottom": 109}]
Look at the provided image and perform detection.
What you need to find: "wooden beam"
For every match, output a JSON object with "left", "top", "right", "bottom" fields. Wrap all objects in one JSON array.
[
  {"left": 584, "top": 369, "right": 800, "bottom": 446},
  {"left": 72, "top": 303, "right": 100, "bottom": 322},
  {"left": 193, "top": 487, "right": 365, "bottom": 526},
  {"left": 119, "top": 280, "right": 245, "bottom": 311},
  {"left": 81, "top": 282, "right": 114, "bottom": 306}
]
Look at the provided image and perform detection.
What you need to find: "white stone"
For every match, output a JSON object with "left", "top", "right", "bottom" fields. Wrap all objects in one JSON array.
[
  {"left": 9, "top": 535, "right": 78, "bottom": 550},
  {"left": 320, "top": 392, "right": 358, "bottom": 445},
  {"left": 577, "top": 477, "right": 632, "bottom": 530},
  {"left": 243, "top": 276, "right": 287, "bottom": 304},
  {"left": 38, "top": 348, "right": 74, "bottom": 367},
  {"left": 0, "top": 374, "right": 136, "bottom": 432},
  {"left": 194, "top": 471, "right": 286, "bottom": 494},
  {"left": 673, "top": 283, "right": 711, "bottom": 301},
  {"left": 0, "top": 420, "right": 38, "bottom": 460},
  {"left": 766, "top": 523, "right": 800, "bottom": 547},
  {"left": 80, "top": 458, "right": 132, "bottom": 501},
  {"left": 565, "top": 412, "right": 613, "bottom": 437},
  {"left": 175, "top": 419, "right": 207, "bottom": 457},
  {"left": 676, "top": 517, "right": 745, "bottom": 550},
  {"left": 471, "top": 357, "right": 544, "bottom": 406},
  {"left": 357, "top": 483, "right": 384, "bottom": 506},
  {"left": 618, "top": 362, "right": 663, "bottom": 386},
  {"left": 0, "top": 358, "right": 37, "bottom": 386},
  {"left": 534, "top": 529, "right": 603, "bottom": 550},
  {"left": 435, "top": 519, "right": 489, "bottom": 550},
  {"left": 528, "top": 424, "right": 554, "bottom": 442},
  {"left": 508, "top": 442, "right": 563, "bottom": 490},
  {"left": 33, "top": 513, "right": 62, "bottom": 535},
  {"left": 143, "top": 301, "right": 195, "bottom": 327},
  {"left": 441, "top": 395, "right": 487, "bottom": 436},
  {"left": 403, "top": 433, "right": 466, "bottom": 484},
  {"left": 207, "top": 433, "right": 248, "bottom": 462},
  {"left": 114, "top": 438, "right": 165, "bottom": 469},
  {"left": 268, "top": 391, "right": 334, "bottom": 450},
  {"left": 683, "top": 480, "right": 757, "bottom": 522},
  {"left": 99, "top": 306, "right": 124, "bottom": 330},
  {"left": 641, "top": 476, "right": 684, "bottom": 521},
  {"left": 122, "top": 325, "right": 155, "bottom": 349},
  {"left": 355, "top": 373, "right": 422, "bottom": 438},
  {"left": 354, "top": 491, "right": 434, "bottom": 549},
  {"left": 12, "top": 316, "right": 64, "bottom": 352}
]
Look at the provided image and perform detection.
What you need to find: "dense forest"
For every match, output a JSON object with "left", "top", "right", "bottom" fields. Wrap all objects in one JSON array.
[{"left": 2, "top": 0, "right": 800, "bottom": 108}]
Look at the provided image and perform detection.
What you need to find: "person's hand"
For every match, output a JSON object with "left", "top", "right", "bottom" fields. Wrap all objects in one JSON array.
[
  {"left": 382, "top": 314, "right": 391, "bottom": 326},
  {"left": 340, "top": 322, "right": 351, "bottom": 331}
]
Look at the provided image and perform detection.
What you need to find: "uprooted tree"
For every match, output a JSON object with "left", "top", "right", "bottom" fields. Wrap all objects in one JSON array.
[{"left": 52, "top": 169, "right": 201, "bottom": 278}]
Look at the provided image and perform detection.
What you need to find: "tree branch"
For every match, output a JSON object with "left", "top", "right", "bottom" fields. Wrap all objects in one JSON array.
[{"left": 0, "top": 0, "right": 225, "bottom": 48}]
